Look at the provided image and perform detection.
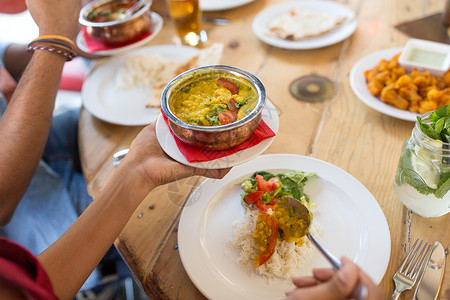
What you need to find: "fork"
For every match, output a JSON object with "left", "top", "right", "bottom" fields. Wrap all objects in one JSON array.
[{"left": 391, "top": 238, "right": 432, "bottom": 300}]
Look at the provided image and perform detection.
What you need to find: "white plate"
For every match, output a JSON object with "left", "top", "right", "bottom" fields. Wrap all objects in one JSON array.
[
  {"left": 76, "top": 12, "right": 163, "bottom": 56},
  {"left": 350, "top": 47, "right": 419, "bottom": 122},
  {"left": 155, "top": 100, "right": 279, "bottom": 169},
  {"left": 252, "top": 1, "right": 357, "bottom": 50},
  {"left": 82, "top": 45, "right": 199, "bottom": 126},
  {"left": 178, "top": 154, "right": 391, "bottom": 300},
  {"left": 200, "top": 0, "right": 254, "bottom": 11}
]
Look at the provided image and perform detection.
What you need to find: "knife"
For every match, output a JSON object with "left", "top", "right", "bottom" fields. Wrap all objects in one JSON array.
[{"left": 413, "top": 241, "right": 446, "bottom": 300}]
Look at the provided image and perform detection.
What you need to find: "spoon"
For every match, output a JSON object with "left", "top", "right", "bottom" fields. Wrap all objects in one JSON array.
[
  {"left": 118, "top": 0, "right": 146, "bottom": 20},
  {"left": 280, "top": 196, "right": 368, "bottom": 300}
]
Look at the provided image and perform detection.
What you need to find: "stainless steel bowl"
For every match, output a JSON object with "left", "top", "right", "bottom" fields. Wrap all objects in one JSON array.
[
  {"left": 161, "top": 65, "right": 266, "bottom": 150},
  {"left": 79, "top": 0, "right": 152, "bottom": 45}
]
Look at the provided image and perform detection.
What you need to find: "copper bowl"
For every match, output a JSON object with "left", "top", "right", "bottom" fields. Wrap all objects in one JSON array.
[
  {"left": 161, "top": 65, "right": 266, "bottom": 150},
  {"left": 79, "top": 0, "right": 152, "bottom": 45}
]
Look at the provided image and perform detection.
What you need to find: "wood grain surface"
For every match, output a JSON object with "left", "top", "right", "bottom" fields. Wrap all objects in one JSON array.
[{"left": 78, "top": 0, "right": 450, "bottom": 299}]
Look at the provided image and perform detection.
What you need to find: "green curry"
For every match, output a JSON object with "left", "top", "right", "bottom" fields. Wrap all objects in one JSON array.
[{"left": 169, "top": 74, "right": 258, "bottom": 126}]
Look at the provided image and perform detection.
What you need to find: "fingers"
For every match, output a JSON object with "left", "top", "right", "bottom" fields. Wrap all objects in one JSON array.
[{"left": 286, "top": 259, "right": 359, "bottom": 300}]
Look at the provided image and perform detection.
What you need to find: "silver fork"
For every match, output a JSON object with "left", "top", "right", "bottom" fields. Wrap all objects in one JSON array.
[{"left": 391, "top": 238, "right": 432, "bottom": 300}]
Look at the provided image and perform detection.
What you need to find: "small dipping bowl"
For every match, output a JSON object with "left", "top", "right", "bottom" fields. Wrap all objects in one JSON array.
[
  {"left": 398, "top": 38, "right": 450, "bottom": 76},
  {"left": 161, "top": 65, "right": 266, "bottom": 150},
  {"left": 79, "top": 0, "right": 152, "bottom": 45}
]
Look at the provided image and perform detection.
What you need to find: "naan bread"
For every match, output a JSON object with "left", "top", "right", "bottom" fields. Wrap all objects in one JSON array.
[{"left": 268, "top": 9, "right": 346, "bottom": 41}]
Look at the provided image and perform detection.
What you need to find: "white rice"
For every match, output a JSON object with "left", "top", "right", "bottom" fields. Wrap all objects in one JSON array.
[{"left": 228, "top": 208, "right": 321, "bottom": 279}]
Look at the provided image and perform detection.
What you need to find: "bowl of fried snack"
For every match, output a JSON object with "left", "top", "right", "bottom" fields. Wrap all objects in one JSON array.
[{"left": 364, "top": 53, "right": 450, "bottom": 114}]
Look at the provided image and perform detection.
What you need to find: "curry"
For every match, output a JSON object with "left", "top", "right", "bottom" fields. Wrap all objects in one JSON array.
[
  {"left": 87, "top": 1, "right": 137, "bottom": 23},
  {"left": 169, "top": 74, "right": 258, "bottom": 126}
]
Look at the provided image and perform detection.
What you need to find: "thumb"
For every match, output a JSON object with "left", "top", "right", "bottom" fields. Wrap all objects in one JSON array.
[
  {"left": 290, "top": 259, "right": 359, "bottom": 300},
  {"left": 322, "top": 259, "right": 359, "bottom": 299}
]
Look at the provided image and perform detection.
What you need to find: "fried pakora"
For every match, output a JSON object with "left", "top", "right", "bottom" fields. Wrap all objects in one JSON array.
[{"left": 364, "top": 52, "right": 450, "bottom": 114}]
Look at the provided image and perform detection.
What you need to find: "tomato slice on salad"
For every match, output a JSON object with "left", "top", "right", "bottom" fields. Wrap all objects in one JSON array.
[
  {"left": 255, "top": 174, "right": 280, "bottom": 193},
  {"left": 254, "top": 213, "right": 278, "bottom": 267}
]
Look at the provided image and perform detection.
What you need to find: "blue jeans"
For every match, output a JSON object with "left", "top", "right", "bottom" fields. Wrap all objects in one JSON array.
[{"left": 0, "top": 108, "right": 100, "bottom": 290}]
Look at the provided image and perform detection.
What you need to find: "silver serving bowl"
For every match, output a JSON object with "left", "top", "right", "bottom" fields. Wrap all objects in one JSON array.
[
  {"left": 161, "top": 65, "right": 266, "bottom": 150},
  {"left": 79, "top": 0, "right": 152, "bottom": 45}
]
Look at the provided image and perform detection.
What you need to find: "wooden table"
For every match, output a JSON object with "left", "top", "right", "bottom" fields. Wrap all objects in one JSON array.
[{"left": 78, "top": 0, "right": 450, "bottom": 298}]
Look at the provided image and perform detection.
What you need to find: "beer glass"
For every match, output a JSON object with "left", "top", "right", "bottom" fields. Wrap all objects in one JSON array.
[{"left": 167, "top": 0, "right": 205, "bottom": 46}]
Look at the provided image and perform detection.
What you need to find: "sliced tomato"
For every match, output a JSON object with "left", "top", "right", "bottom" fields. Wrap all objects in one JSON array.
[
  {"left": 254, "top": 213, "right": 278, "bottom": 267},
  {"left": 218, "top": 110, "right": 236, "bottom": 125},
  {"left": 255, "top": 175, "right": 280, "bottom": 193},
  {"left": 218, "top": 98, "right": 239, "bottom": 125},
  {"left": 243, "top": 191, "right": 264, "bottom": 206},
  {"left": 217, "top": 77, "right": 239, "bottom": 95}
]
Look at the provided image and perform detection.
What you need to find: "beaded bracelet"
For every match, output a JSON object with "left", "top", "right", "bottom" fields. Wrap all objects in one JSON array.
[
  {"left": 29, "top": 38, "right": 75, "bottom": 52},
  {"left": 29, "top": 41, "right": 76, "bottom": 58},
  {"left": 31, "top": 34, "right": 76, "bottom": 50},
  {"left": 26, "top": 45, "right": 74, "bottom": 61}
]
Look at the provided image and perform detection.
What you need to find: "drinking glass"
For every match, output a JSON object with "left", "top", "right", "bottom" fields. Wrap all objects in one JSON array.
[{"left": 166, "top": 0, "right": 205, "bottom": 46}]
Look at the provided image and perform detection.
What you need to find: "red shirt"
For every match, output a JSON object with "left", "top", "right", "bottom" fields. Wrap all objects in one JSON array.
[{"left": 0, "top": 238, "right": 57, "bottom": 299}]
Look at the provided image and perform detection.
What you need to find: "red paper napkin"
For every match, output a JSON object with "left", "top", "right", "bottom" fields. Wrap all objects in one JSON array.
[
  {"left": 161, "top": 112, "right": 276, "bottom": 163},
  {"left": 81, "top": 27, "right": 152, "bottom": 52}
]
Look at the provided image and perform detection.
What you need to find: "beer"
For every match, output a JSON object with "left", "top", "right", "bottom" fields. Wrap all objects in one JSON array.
[{"left": 167, "top": 0, "right": 203, "bottom": 46}]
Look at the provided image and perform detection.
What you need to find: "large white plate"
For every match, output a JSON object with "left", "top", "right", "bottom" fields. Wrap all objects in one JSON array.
[
  {"left": 178, "top": 154, "right": 391, "bottom": 300},
  {"left": 76, "top": 12, "right": 163, "bottom": 57},
  {"left": 350, "top": 47, "right": 419, "bottom": 122},
  {"left": 82, "top": 45, "right": 199, "bottom": 126},
  {"left": 200, "top": 0, "right": 254, "bottom": 11},
  {"left": 252, "top": 1, "right": 357, "bottom": 50},
  {"left": 156, "top": 99, "right": 279, "bottom": 169}
]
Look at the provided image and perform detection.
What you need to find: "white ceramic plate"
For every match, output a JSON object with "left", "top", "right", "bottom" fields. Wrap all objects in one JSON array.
[
  {"left": 200, "top": 0, "right": 254, "bottom": 11},
  {"left": 178, "top": 154, "right": 391, "bottom": 300},
  {"left": 156, "top": 100, "right": 279, "bottom": 169},
  {"left": 82, "top": 44, "right": 199, "bottom": 126},
  {"left": 252, "top": 1, "right": 357, "bottom": 50},
  {"left": 350, "top": 47, "right": 419, "bottom": 122},
  {"left": 76, "top": 12, "right": 163, "bottom": 56}
]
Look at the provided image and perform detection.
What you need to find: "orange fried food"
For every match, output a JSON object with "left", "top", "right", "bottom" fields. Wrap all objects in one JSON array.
[{"left": 365, "top": 53, "right": 450, "bottom": 114}]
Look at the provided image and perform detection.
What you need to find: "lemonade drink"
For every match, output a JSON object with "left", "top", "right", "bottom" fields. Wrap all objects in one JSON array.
[{"left": 394, "top": 108, "right": 450, "bottom": 217}]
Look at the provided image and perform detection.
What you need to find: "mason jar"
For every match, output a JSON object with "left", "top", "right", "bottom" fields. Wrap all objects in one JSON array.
[{"left": 394, "top": 113, "right": 450, "bottom": 218}]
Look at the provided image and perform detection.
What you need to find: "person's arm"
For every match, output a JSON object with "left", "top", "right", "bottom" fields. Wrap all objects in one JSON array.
[
  {"left": 37, "top": 123, "right": 229, "bottom": 300},
  {"left": 285, "top": 257, "right": 384, "bottom": 300},
  {"left": 0, "top": 0, "right": 81, "bottom": 225}
]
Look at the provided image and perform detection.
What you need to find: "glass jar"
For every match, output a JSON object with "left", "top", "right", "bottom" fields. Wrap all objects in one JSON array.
[{"left": 394, "top": 113, "right": 450, "bottom": 218}]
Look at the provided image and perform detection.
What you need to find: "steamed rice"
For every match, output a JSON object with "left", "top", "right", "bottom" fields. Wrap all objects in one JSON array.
[{"left": 228, "top": 208, "right": 321, "bottom": 279}]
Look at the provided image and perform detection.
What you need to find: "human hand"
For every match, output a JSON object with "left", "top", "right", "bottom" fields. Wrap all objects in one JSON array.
[
  {"left": 285, "top": 257, "right": 384, "bottom": 300},
  {"left": 121, "top": 122, "right": 231, "bottom": 191},
  {"left": 25, "top": 0, "right": 81, "bottom": 38}
]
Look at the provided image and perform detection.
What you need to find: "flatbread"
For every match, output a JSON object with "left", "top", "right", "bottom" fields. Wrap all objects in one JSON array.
[{"left": 267, "top": 9, "right": 346, "bottom": 41}]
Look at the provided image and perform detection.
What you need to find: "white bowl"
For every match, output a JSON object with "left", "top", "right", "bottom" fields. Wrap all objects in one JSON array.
[{"left": 398, "top": 38, "right": 450, "bottom": 76}]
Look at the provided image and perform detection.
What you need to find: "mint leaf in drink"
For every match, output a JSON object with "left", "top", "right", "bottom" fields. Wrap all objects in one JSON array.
[
  {"left": 417, "top": 105, "right": 450, "bottom": 142},
  {"left": 435, "top": 172, "right": 450, "bottom": 198}
]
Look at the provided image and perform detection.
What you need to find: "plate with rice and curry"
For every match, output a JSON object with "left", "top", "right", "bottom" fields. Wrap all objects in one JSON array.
[{"left": 178, "top": 154, "right": 390, "bottom": 300}]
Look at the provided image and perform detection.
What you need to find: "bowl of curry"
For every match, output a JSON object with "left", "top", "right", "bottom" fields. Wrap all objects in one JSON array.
[
  {"left": 79, "top": 0, "right": 152, "bottom": 45},
  {"left": 161, "top": 65, "right": 266, "bottom": 150}
]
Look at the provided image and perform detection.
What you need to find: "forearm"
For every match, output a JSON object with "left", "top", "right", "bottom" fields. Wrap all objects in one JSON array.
[
  {"left": 0, "top": 50, "right": 66, "bottom": 224},
  {"left": 37, "top": 160, "right": 153, "bottom": 300},
  {"left": 3, "top": 43, "right": 31, "bottom": 82}
]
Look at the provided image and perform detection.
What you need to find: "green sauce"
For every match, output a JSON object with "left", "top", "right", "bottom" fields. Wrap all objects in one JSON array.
[{"left": 407, "top": 48, "right": 447, "bottom": 68}]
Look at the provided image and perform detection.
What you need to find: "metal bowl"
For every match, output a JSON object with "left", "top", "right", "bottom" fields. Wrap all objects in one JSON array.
[
  {"left": 79, "top": 0, "right": 152, "bottom": 45},
  {"left": 161, "top": 65, "right": 266, "bottom": 150}
]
